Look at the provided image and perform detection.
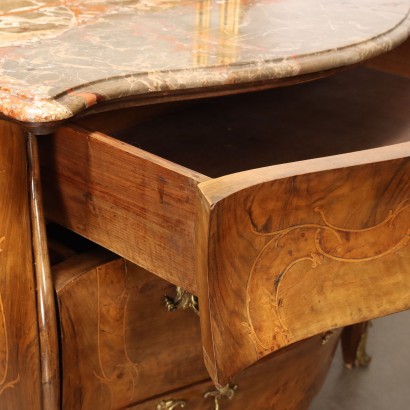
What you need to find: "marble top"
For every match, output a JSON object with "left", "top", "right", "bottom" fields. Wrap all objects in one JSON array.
[{"left": 0, "top": 0, "right": 409, "bottom": 125}]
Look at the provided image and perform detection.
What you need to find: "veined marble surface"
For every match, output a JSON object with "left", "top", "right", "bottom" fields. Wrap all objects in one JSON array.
[{"left": 0, "top": 0, "right": 409, "bottom": 124}]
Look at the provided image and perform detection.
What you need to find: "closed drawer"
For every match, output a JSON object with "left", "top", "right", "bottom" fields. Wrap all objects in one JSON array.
[
  {"left": 131, "top": 330, "right": 341, "bottom": 410},
  {"left": 53, "top": 250, "right": 209, "bottom": 409},
  {"left": 40, "top": 67, "right": 410, "bottom": 386}
]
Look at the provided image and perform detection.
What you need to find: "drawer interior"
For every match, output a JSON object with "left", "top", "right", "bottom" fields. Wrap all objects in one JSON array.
[{"left": 94, "top": 66, "right": 410, "bottom": 178}]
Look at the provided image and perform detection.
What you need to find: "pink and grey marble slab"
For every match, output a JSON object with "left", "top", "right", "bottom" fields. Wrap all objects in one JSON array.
[{"left": 0, "top": 0, "right": 409, "bottom": 126}]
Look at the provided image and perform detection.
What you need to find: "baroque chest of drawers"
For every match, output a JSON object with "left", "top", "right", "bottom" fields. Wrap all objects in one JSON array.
[{"left": 0, "top": 1, "right": 409, "bottom": 409}]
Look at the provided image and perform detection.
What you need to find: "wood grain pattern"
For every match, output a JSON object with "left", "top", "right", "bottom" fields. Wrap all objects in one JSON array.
[
  {"left": 54, "top": 253, "right": 209, "bottom": 409},
  {"left": 197, "top": 146, "right": 410, "bottom": 387},
  {"left": 39, "top": 125, "right": 209, "bottom": 293},
  {"left": 0, "top": 121, "right": 41, "bottom": 408}
]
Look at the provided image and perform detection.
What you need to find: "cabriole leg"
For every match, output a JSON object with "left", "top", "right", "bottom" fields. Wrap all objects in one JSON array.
[{"left": 341, "top": 321, "right": 372, "bottom": 369}]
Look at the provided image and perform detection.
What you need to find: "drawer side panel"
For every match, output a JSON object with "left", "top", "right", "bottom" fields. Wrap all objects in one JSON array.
[{"left": 39, "top": 125, "right": 205, "bottom": 292}]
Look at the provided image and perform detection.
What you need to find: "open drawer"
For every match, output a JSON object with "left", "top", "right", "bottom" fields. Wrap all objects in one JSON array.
[{"left": 38, "top": 67, "right": 410, "bottom": 387}]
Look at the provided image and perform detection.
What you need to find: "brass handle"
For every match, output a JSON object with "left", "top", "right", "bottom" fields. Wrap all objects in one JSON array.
[
  {"left": 156, "top": 399, "right": 186, "bottom": 410},
  {"left": 204, "top": 384, "right": 238, "bottom": 410},
  {"left": 164, "top": 286, "right": 199, "bottom": 315}
]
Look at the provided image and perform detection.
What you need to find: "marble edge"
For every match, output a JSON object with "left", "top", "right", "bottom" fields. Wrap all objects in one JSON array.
[
  {"left": 1, "top": 12, "right": 409, "bottom": 125},
  {"left": 0, "top": 90, "right": 73, "bottom": 124}
]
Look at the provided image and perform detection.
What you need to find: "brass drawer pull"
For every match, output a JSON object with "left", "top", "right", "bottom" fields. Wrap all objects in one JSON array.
[
  {"left": 204, "top": 384, "right": 238, "bottom": 410},
  {"left": 164, "top": 286, "right": 199, "bottom": 316},
  {"left": 156, "top": 399, "right": 186, "bottom": 409}
]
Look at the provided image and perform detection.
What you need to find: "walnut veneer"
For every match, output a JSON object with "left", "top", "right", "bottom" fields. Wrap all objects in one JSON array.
[{"left": 0, "top": 3, "right": 409, "bottom": 407}]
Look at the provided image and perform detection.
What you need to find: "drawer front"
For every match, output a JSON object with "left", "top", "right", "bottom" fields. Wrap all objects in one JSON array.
[
  {"left": 54, "top": 254, "right": 209, "bottom": 409},
  {"left": 197, "top": 145, "right": 410, "bottom": 386},
  {"left": 132, "top": 331, "right": 341, "bottom": 410}
]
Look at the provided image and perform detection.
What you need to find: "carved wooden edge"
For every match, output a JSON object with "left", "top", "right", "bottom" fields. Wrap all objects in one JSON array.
[
  {"left": 27, "top": 133, "right": 60, "bottom": 410},
  {"left": 52, "top": 248, "right": 117, "bottom": 293},
  {"left": 195, "top": 191, "right": 218, "bottom": 384},
  {"left": 199, "top": 141, "right": 410, "bottom": 205},
  {"left": 196, "top": 145, "right": 410, "bottom": 387}
]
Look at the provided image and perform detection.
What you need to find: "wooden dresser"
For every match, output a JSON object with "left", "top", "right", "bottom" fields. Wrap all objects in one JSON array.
[{"left": 0, "top": 1, "right": 409, "bottom": 409}]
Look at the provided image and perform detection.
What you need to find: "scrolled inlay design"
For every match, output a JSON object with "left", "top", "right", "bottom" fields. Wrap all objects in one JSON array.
[
  {"left": 245, "top": 199, "right": 410, "bottom": 353},
  {"left": 93, "top": 266, "right": 139, "bottom": 406},
  {"left": 0, "top": 236, "right": 20, "bottom": 396}
]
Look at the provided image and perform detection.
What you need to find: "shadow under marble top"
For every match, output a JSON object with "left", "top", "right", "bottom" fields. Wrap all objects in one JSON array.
[{"left": 0, "top": 0, "right": 409, "bottom": 125}]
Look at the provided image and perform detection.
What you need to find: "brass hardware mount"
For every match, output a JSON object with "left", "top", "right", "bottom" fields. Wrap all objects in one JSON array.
[
  {"left": 156, "top": 399, "right": 186, "bottom": 410},
  {"left": 204, "top": 384, "right": 238, "bottom": 410},
  {"left": 321, "top": 330, "right": 336, "bottom": 345},
  {"left": 164, "top": 286, "right": 199, "bottom": 316}
]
